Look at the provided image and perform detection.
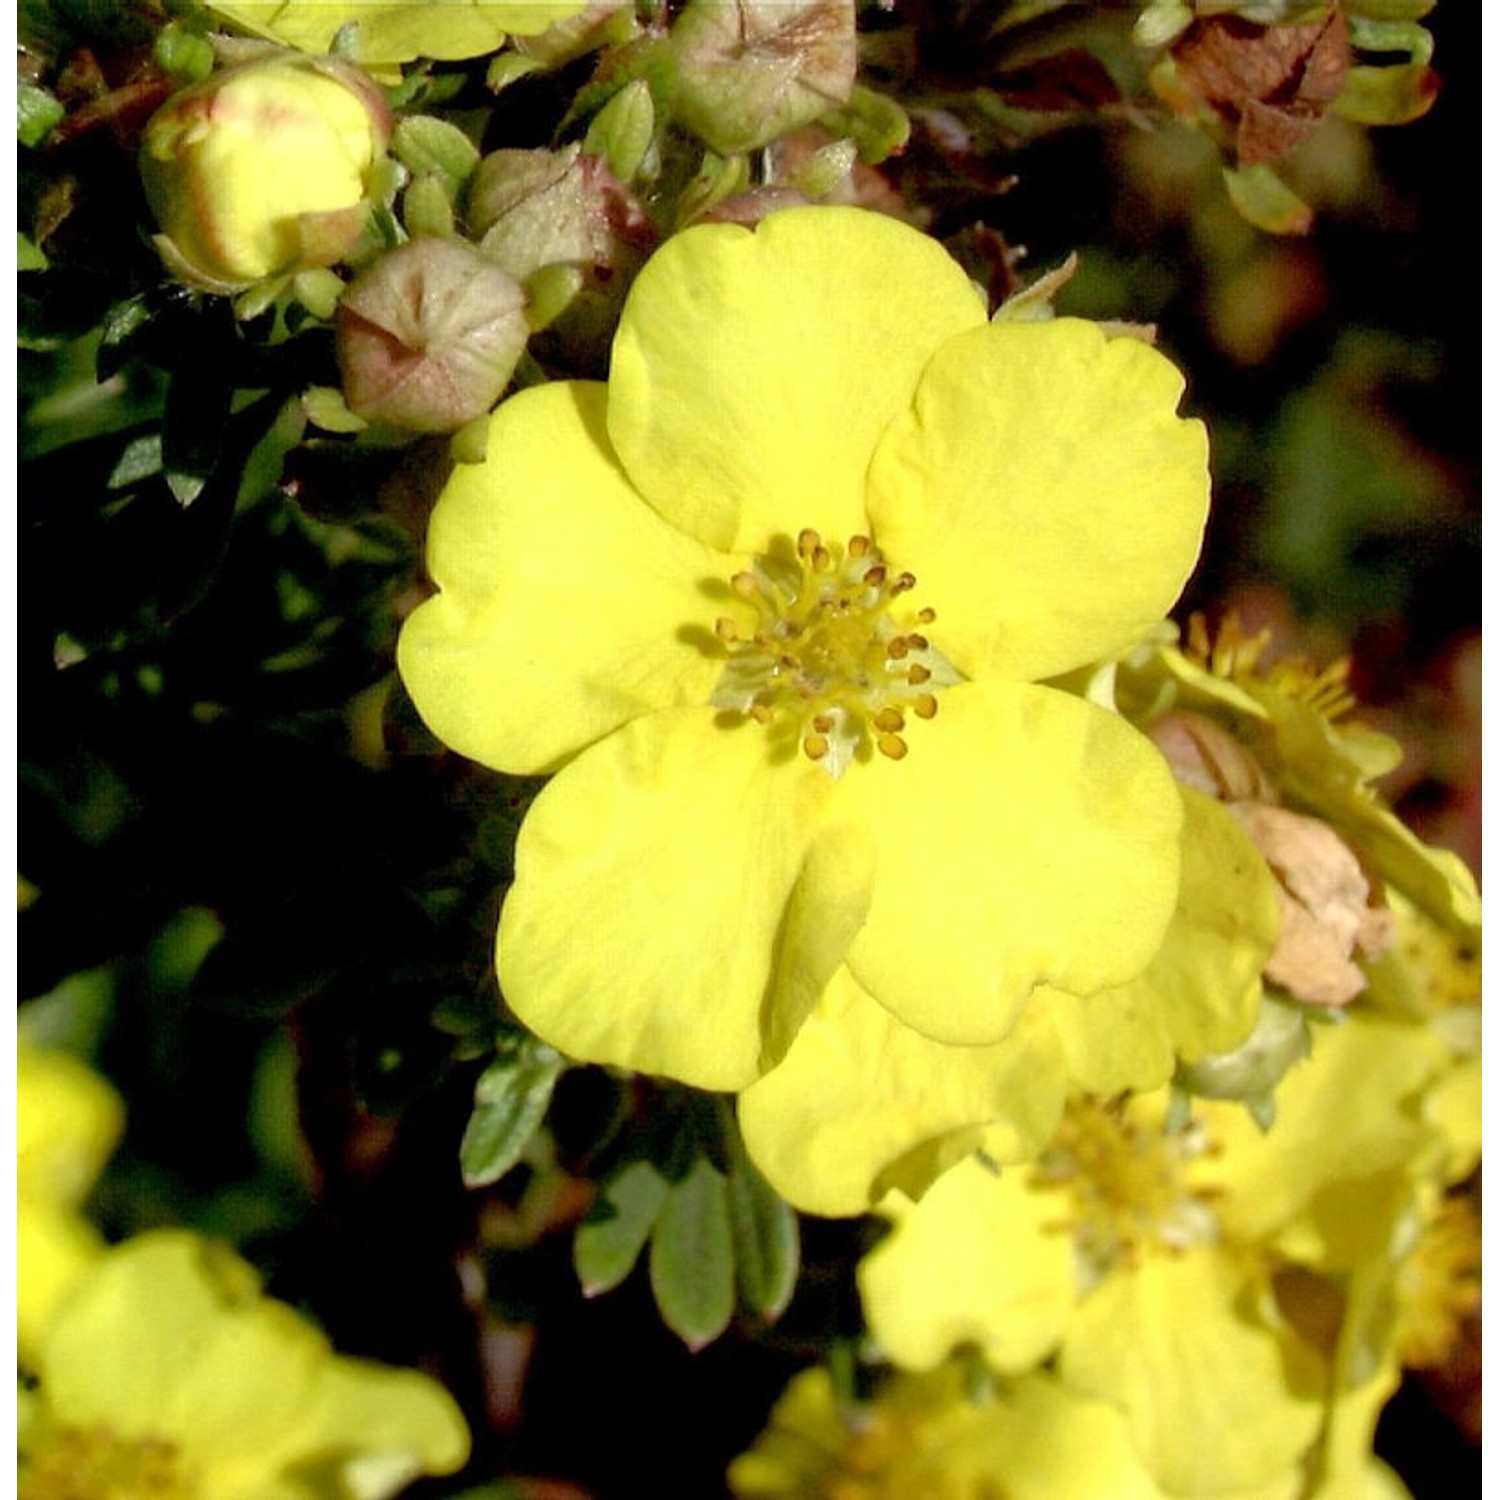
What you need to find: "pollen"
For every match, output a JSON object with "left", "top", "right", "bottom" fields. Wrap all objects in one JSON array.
[
  {"left": 1031, "top": 1098, "right": 1220, "bottom": 1283},
  {"left": 1393, "top": 1195, "right": 1481, "bottom": 1369},
  {"left": 22, "top": 1426, "right": 196, "bottom": 1500},
  {"left": 709, "top": 530, "right": 964, "bottom": 779}
]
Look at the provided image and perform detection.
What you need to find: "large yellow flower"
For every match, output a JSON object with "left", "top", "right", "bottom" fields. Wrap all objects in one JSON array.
[
  {"left": 399, "top": 206, "right": 1210, "bottom": 1095},
  {"left": 16, "top": 1043, "right": 124, "bottom": 1371},
  {"left": 19, "top": 1230, "right": 470, "bottom": 1499}
]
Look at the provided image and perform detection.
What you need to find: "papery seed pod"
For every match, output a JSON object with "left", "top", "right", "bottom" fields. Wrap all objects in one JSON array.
[
  {"left": 336, "top": 238, "right": 528, "bottom": 434},
  {"left": 139, "top": 53, "right": 391, "bottom": 291}
]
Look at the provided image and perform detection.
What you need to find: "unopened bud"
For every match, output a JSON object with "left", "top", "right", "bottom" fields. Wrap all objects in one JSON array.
[
  {"left": 335, "top": 238, "right": 528, "bottom": 433},
  {"left": 140, "top": 53, "right": 390, "bottom": 290},
  {"left": 670, "top": 0, "right": 857, "bottom": 155}
]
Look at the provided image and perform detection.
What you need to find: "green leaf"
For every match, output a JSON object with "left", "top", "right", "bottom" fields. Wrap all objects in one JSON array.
[
  {"left": 584, "top": 77, "right": 655, "bottom": 183},
  {"left": 649, "top": 1154, "right": 734, "bottom": 1350},
  {"left": 18, "top": 82, "right": 65, "bottom": 148},
  {"left": 107, "top": 433, "right": 164, "bottom": 490},
  {"left": 459, "top": 1035, "right": 565, "bottom": 1188},
  {"left": 18, "top": 232, "right": 48, "bottom": 272},
  {"left": 817, "top": 85, "right": 909, "bottom": 165},
  {"left": 726, "top": 1141, "right": 799, "bottom": 1321},
  {"left": 391, "top": 116, "right": 481, "bottom": 200},
  {"left": 1222, "top": 163, "right": 1312, "bottom": 236},
  {"left": 574, "top": 1158, "right": 671, "bottom": 1296}
]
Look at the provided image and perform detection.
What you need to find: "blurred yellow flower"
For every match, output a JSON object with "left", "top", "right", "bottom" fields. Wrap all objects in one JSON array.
[
  {"left": 16, "top": 1044, "right": 123, "bottom": 1370},
  {"left": 729, "top": 1362, "right": 1170, "bottom": 1500},
  {"left": 139, "top": 54, "right": 391, "bottom": 290},
  {"left": 856, "top": 1003, "right": 1468, "bottom": 1496},
  {"left": 399, "top": 205, "right": 1210, "bottom": 1097},
  {"left": 208, "top": 2, "right": 587, "bottom": 69},
  {"left": 19, "top": 1230, "right": 470, "bottom": 1500}
]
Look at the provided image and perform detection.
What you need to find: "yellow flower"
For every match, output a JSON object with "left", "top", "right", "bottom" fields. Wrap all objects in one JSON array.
[
  {"left": 728, "top": 1361, "right": 1171, "bottom": 1500},
  {"left": 399, "top": 205, "right": 1210, "bottom": 1099},
  {"left": 140, "top": 54, "right": 391, "bottom": 290},
  {"left": 17, "top": 1044, "right": 124, "bottom": 1370},
  {"left": 857, "top": 990, "right": 1472, "bottom": 1497},
  {"left": 207, "top": 2, "right": 588, "bottom": 69},
  {"left": 19, "top": 1230, "right": 470, "bottom": 1499}
]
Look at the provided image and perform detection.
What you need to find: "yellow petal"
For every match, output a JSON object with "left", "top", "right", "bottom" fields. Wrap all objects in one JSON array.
[
  {"left": 739, "top": 968, "right": 1068, "bottom": 1216},
  {"left": 498, "top": 709, "right": 837, "bottom": 1091},
  {"left": 840, "top": 678, "right": 1182, "bottom": 1045},
  {"left": 16, "top": 1042, "right": 124, "bottom": 1207},
  {"left": 1044, "top": 788, "right": 1277, "bottom": 1093},
  {"left": 866, "top": 318, "right": 1209, "bottom": 683},
  {"left": 259, "top": 1357, "right": 470, "bottom": 1496},
  {"left": 1204, "top": 1011, "right": 1451, "bottom": 1264},
  {"left": 39, "top": 1231, "right": 325, "bottom": 1462},
  {"left": 208, "top": 2, "right": 579, "bottom": 64},
  {"left": 16, "top": 1204, "right": 105, "bottom": 1373},
  {"left": 607, "top": 206, "right": 987, "bottom": 552},
  {"left": 1059, "top": 1251, "right": 1325, "bottom": 1496},
  {"left": 398, "top": 381, "right": 731, "bottom": 774},
  {"left": 858, "top": 1156, "right": 1075, "bottom": 1374}
]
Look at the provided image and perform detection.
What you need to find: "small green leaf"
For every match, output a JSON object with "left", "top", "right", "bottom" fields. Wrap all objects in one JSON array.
[
  {"left": 817, "top": 85, "right": 909, "bottom": 165},
  {"left": 649, "top": 1154, "right": 734, "bottom": 1350},
  {"left": 574, "top": 1158, "right": 672, "bottom": 1296},
  {"left": 403, "top": 174, "right": 457, "bottom": 240},
  {"left": 391, "top": 116, "right": 482, "bottom": 200},
  {"left": 107, "top": 433, "right": 164, "bottom": 490},
  {"left": 161, "top": 315, "right": 236, "bottom": 506},
  {"left": 584, "top": 77, "right": 655, "bottom": 183},
  {"left": 18, "top": 232, "right": 48, "bottom": 272},
  {"left": 459, "top": 1035, "right": 565, "bottom": 1188},
  {"left": 486, "top": 53, "right": 545, "bottom": 93},
  {"left": 1222, "top": 163, "right": 1312, "bottom": 236},
  {"left": 726, "top": 1143, "right": 799, "bottom": 1321},
  {"left": 18, "top": 82, "right": 65, "bottom": 148}
]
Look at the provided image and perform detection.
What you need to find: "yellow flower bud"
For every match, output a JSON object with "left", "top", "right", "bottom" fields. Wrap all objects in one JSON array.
[{"left": 139, "top": 53, "right": 391, "bottom": 290}]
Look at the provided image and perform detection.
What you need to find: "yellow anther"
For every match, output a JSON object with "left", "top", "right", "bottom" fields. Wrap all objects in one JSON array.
[
  {"left": 907, "top": 664, "right": 931, "bottom": 685},
  {"left": 864, "top": 564, "right": 887, "bottom": 587},
  {"left": 803, "top": 733, "right": 830, "bottom": 761},
  {"left": 877, "top": 733, "right": 908, "bottom": 761},
  {"left": 916, "top": 607, "right": 936, "bottom": 624},
  {"left": 886, "top": 637, "right": 910, "bottom": 660},
  {"left": 797, "top": 527, "right": 822, "bottom": 558},
  {"left": 907, "top": 633, "right": 929, "bottom": 651},
  {"left": 715, "top": 617, "right": 739, "bottom": 642},
  {"left": 749, "top": 703, "right": 773, "bottom": 724},
  {"left": 913, "top": 694, "right": 938, "bottom": 719},
  {"left": 892, "top": 572, "right": 916, "bottom": 593},
  {"left": 873, "top": 707, "right": 905, "bottom": 733},
  {"left": 847, "top": 534, "right": 871, "bottom": 558},
  {"left": 811, "top": 545, "right": 832, "bottom": 572},
  {"left": 811, "top": 713, "right": 835, "bottom": 733},
  {"left": 732, "top": 571, "right": 761, "bottom": 600}
]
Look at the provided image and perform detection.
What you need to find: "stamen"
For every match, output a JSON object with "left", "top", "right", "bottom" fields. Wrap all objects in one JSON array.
[{"left": 709, "top": 529, "right": 962, "bottom": 779}]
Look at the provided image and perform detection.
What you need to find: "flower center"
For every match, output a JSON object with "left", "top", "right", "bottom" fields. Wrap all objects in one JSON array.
[
  {"left": 21, "top": 1426, "right": 196, "bottom": 1500},
  {"left": 1393, "top": 1196, "right": 1481, "bottom": 1369},
  {"left": 711, "top": 529, "right": 961, "bottom": 779},
  {"left": 1030, "top": 1098, "right": 1219, "bottom": 1284}
]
